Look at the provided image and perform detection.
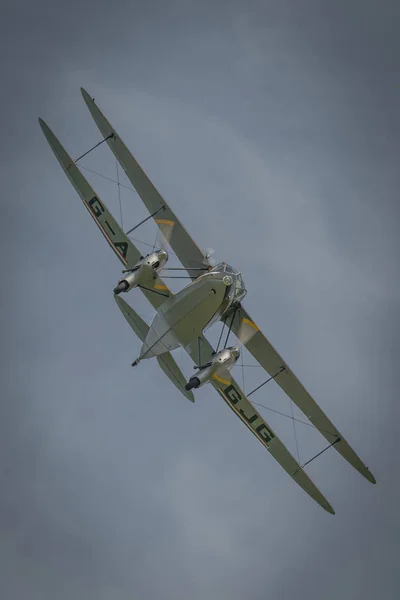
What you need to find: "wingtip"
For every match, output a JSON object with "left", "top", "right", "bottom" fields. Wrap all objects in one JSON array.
[
  {"left": 366, "top": 470, "right": 376, "bottom": 484},
  {"left": 320, "top": 497, "right": 335, "bottom": 515},
  {"left": 38, "top": 117, "right": 51, "bottom": 137},
  {"left": 80, "top": 87, "right": 91, "bottom": 102},
  {"left": 182, "top": 386, "right": 195, "bottom": 403}
]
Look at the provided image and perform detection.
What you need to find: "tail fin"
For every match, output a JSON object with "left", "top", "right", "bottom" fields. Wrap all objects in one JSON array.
[
  {"left": 114, "top": 296, "right": 194, "bottom": 403},
  {"left": 156, "top": 354, "right": 194, "bottom": 403}
]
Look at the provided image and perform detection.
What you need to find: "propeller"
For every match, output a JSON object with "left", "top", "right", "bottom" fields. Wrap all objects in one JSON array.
[
  {"left": 203, "top": 247, "right": 218, "bottom": 267},
  {"left": 186, "top": 313, "right": 260, "bottom": 391},
  {"left": 216, "top": 318, "right": 258, "bottom": 384},
  {"left": 218, "top": 311, "right": 259, "bottom": 369},
  {"left": 236, "top": 316, "right": 259, "bottom": 348},
  {"left": 157, "top": 222, "right": 215, "bottom": 278},
  {"left": 195, "top": 314, "right": 259, "bottom": 372},
  {"left": 155, "top": 219, "right": 175, "bottom": 252}
]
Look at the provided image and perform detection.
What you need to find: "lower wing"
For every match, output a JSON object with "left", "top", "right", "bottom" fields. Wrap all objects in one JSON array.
[
  {"left": 184, "top": 335, "right": 335, "bottom": 513},
  {"left": 229, "top": 305, "right": 375, "bottom": 484}
]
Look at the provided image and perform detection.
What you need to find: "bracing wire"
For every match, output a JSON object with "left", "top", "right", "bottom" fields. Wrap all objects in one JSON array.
[
  {"left": 215, "top": 318, "right": 226, "bottom": 354},
  {"left": 116, "top": 159, "right": 123, "bottom": 228},
  {"left": 152, "top": 226, "right": 159, "bottom": 252},
  {"left": 250, "top": 400, "right": 313, "bottom": 429},
  {"left": 78, "top": 148, "right": 335, "bottom": 465},
  {"left": 78, "top": 165, "right": 178, "bottom": 260},
  {"left": 128, "top": 236, "right": 178, "bottom": 258},
  {"left": 80, "top": 165, "right": 134, "bottom": 192},
  {"left": 289, "top": 398, "right": 301, "bottom": 463},
  {"left": 249, "top": 397, "right": 338, "bottom": 438},
  {"left": 240, "top": 346, "right": 245, "bottom": 393}
]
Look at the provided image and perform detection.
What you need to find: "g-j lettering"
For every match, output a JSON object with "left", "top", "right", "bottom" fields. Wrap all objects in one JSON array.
[
  {"left": 224, "top": 384, "right": 275, "bottom": 443},
  {"left": 225, "top": 385, "right": 241, "bottom": 404},
  {"left": 256, "top": 423, "right": 275, "bottom": 443},
  {"left": 239, "top": 409, "right": 258, "bottom": 424}
]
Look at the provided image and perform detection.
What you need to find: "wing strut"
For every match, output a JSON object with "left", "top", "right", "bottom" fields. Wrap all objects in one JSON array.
[
  {"left": 227, "top": 305, "right": 376, "bottom": 483},
  {"left": 75, "top": 133, "right": 115, "bottom": 163},
  {"left": 81, "top": 87, "right": 209, "bottom": 278},
  {"left": 247, "top": 366, "right": 286, "bottom": 397},
  {"left": 137, "top": 284, "right": 169, "bottom": 298},
  {"left": 244, "top": 361, "right": 343, "bottom": 468},
  {"left": 301, "top": 438, "right": 341, "bottom": 469},
  {"left": 223, "top": 306, "right": 239, "bottom": 349},
  {"left": 125, "top": 205, "right": 166, "bottom": 236}
]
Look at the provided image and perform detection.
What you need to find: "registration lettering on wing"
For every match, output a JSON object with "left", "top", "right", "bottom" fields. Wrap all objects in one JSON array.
[
  {"left": 218, "top": 383, "right": 275, "bottom": 448},
  {"left": 88, "top": 196, "right": 128, "bottom": 263}
]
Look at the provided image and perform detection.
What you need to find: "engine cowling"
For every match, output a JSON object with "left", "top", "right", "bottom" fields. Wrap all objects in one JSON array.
[
  {"left": 114, "top": 249, "right": 169, "bottom": 295},
  {"left": 185, "top": 347, "right": 240, "bottom": 390},
  {"left": 114, "top": 267, "right": 142, "bottom": 294}
]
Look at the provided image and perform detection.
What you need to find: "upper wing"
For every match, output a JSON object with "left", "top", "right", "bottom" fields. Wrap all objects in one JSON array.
[
  {"left": 230, "top": 305, "right": 376, "bottom": 484},
  {"left": 184, "top": 335, "right": 334, "bottom": 514},
  {"left": 81, "top": 88, "right": 208, "bottom": 279},
  {"left": 39, "top": 118, "right": 171, "bottom": 310}
]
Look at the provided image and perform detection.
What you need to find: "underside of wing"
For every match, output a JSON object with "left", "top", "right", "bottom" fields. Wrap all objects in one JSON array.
[
  {"left": 183, "top": 335, "right": 334, "bottom": 514},
  {"left": 81, "top": 88, "right": 208, "bottom": 279},
  {"left": 229, "top": 305, "right": 376, "bottom": 484},
  {"left": 39, "top": 118, "right": 141, "bottom": 269},
  {"left": 39, "top": 118, "right": 172, "bottom": 310}
]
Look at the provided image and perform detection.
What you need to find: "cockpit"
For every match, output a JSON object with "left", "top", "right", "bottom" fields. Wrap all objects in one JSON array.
[{"left": 210, "top": 262, "right": 247, "bottom": 305}]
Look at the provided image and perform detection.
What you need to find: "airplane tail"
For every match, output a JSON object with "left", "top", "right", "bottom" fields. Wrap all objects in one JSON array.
[{"left": 114, "top": 295, "right": 195, "bottom": 403}]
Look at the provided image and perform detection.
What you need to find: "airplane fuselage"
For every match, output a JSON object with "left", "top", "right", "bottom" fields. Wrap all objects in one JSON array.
[{"left": 139, "top": 262, "right": 247, "bottom": 359}]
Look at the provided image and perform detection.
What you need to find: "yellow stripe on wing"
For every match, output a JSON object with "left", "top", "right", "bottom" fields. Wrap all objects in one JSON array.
[
  {"left": 242, "top": 318, "right": 260, "bottom": 331},
  {"left": 212, "top": 373, "right": 231, "bottom": 386},
  {"left": 156, "top": 219, "right": 175, "bottom": 226}
]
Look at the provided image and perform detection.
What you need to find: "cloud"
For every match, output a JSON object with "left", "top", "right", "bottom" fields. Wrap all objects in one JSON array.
[{"left": 1, "top": 1, "right": 399, "bottom": 598}]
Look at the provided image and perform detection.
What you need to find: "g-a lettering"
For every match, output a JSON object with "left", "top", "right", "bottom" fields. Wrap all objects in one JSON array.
[{"left": 89, "top": 196, "right": 105, "bottom": 218}]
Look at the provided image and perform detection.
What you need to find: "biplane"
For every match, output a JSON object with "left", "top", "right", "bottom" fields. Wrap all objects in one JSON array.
[{"left": 39, "top": 88, "right": 376, "bottom": 514}]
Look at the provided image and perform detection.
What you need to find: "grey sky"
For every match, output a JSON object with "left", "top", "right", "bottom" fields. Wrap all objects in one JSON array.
[{"left": 1, "top": 1, "right": 399, "bottom": 598}]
